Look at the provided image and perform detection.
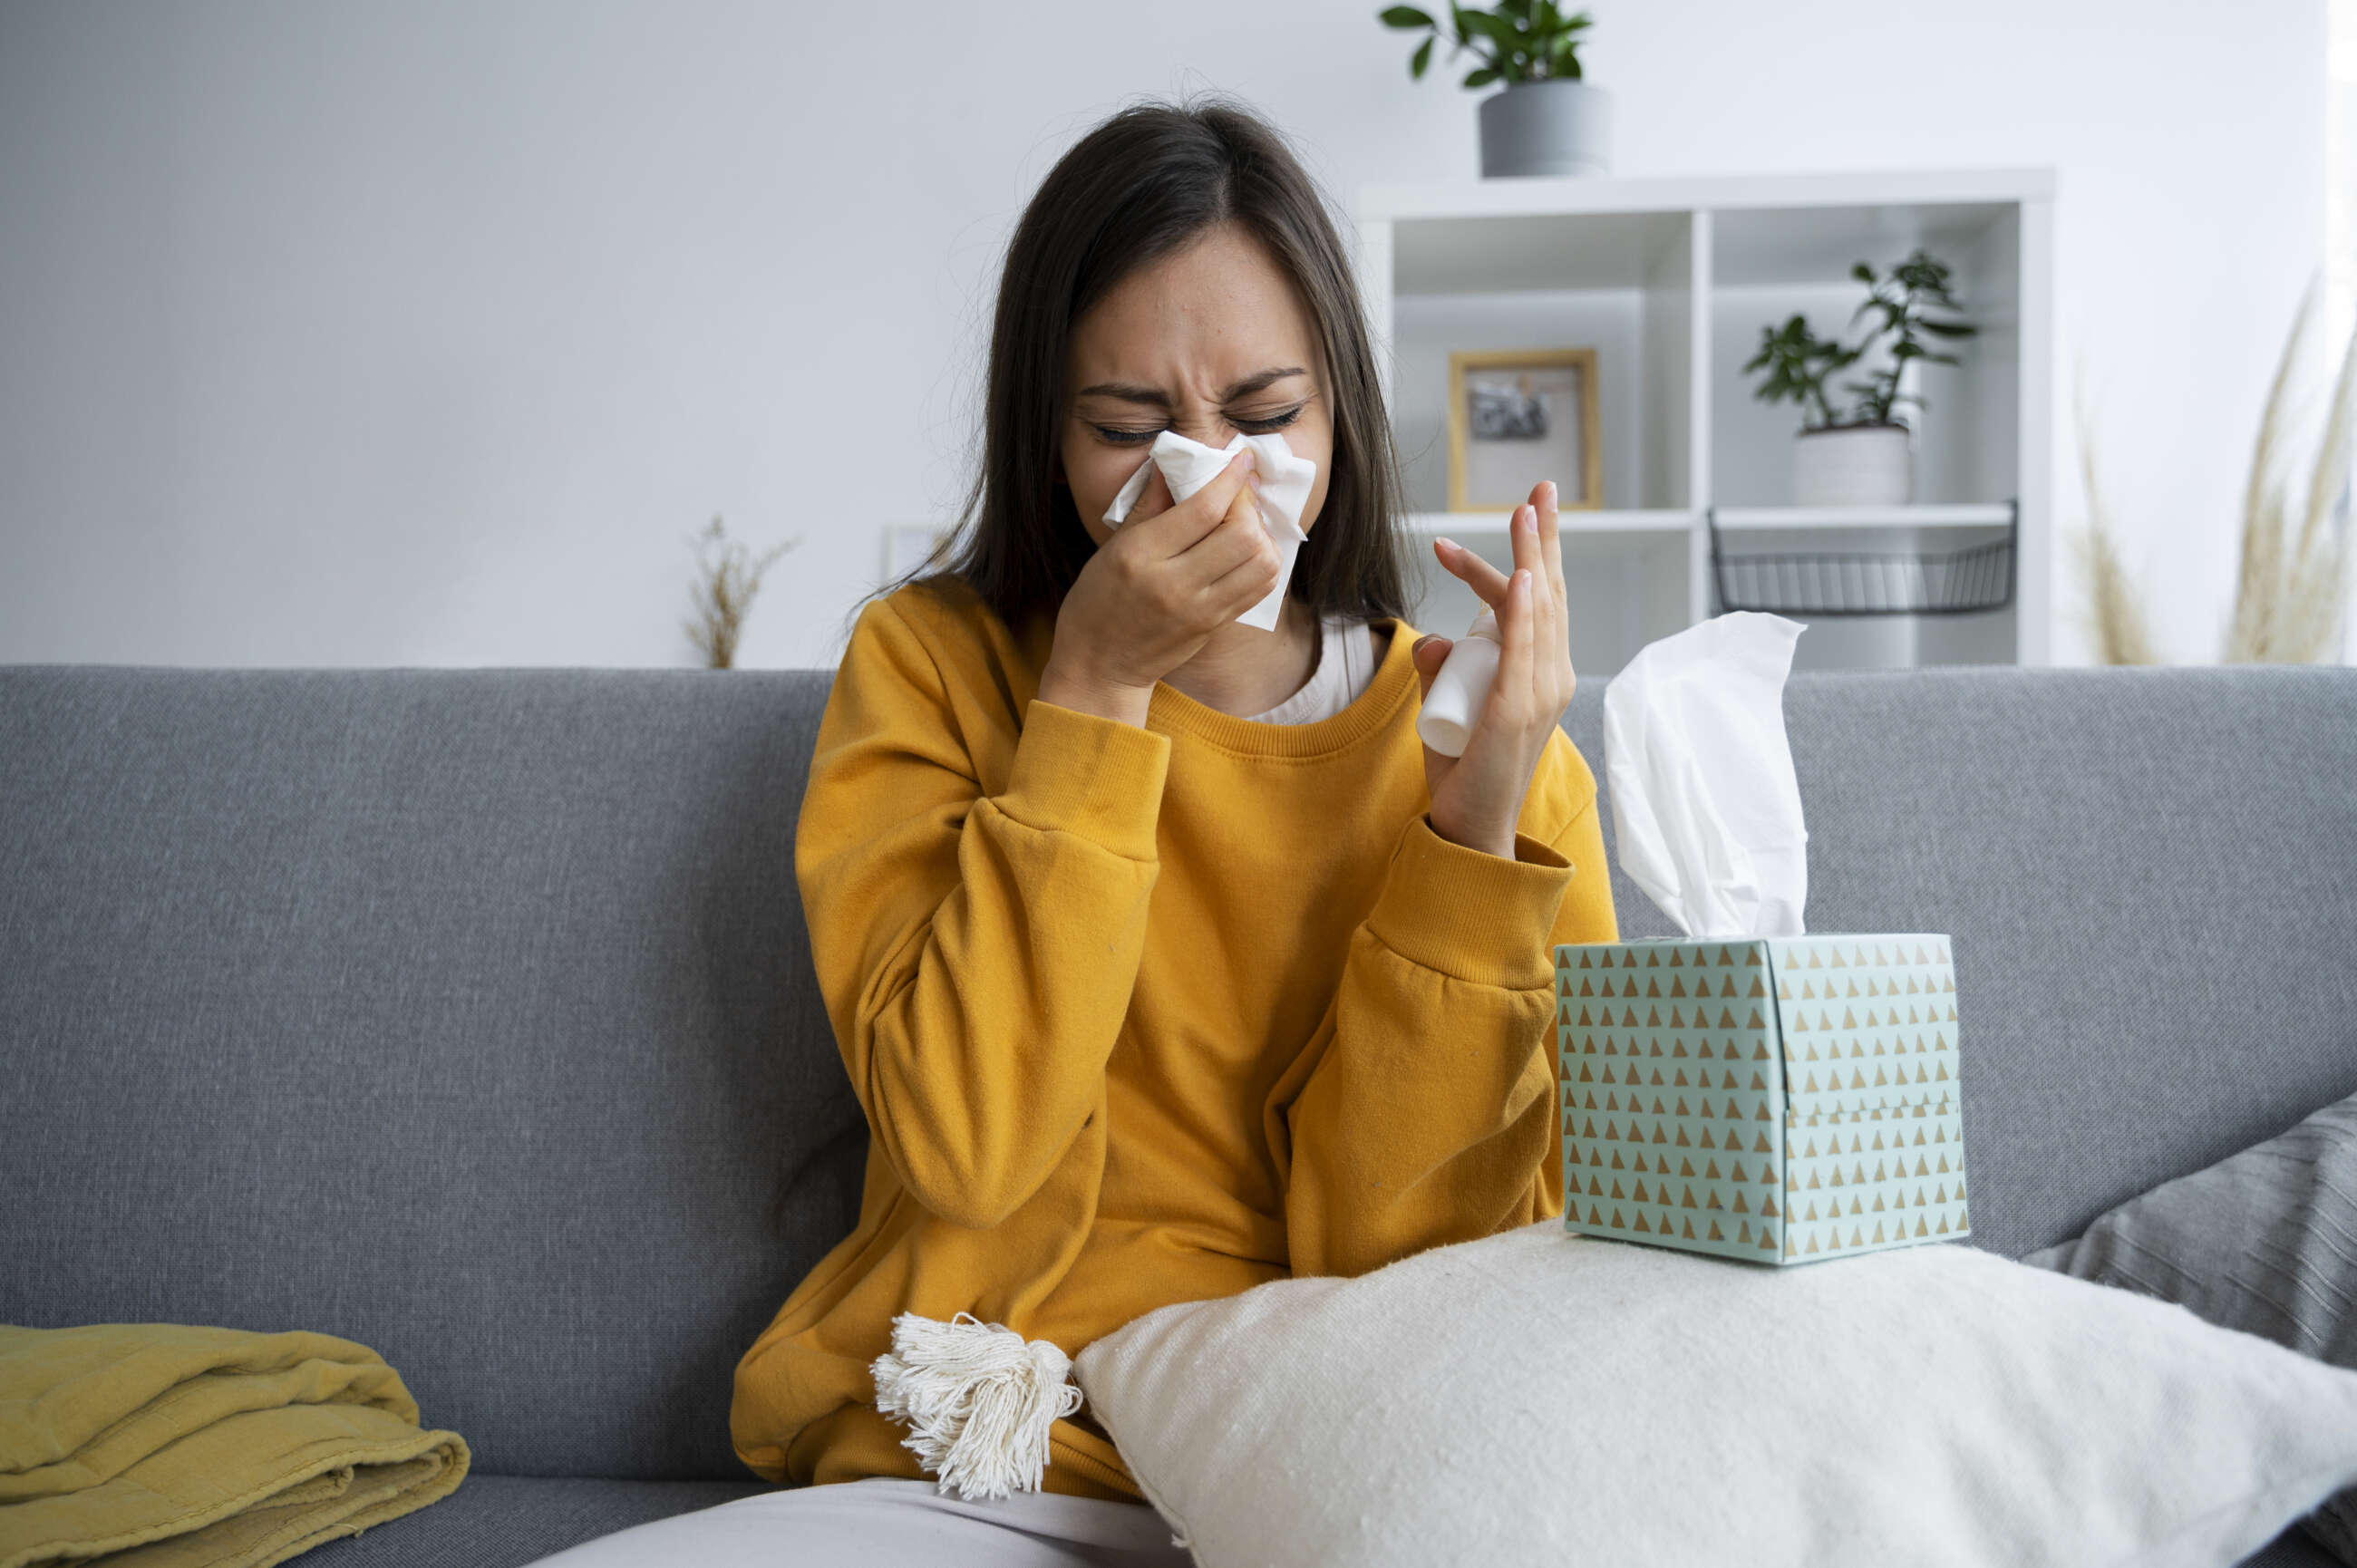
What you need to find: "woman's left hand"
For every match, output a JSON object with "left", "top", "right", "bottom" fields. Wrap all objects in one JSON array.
[{"left": 1411, "top": 479, "right": 1578, "bottom": 860}]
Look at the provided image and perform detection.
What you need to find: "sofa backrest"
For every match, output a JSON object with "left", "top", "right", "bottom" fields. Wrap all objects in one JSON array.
[{"left": 4, "top": 661, "right": 2353, "bottom": 1483}]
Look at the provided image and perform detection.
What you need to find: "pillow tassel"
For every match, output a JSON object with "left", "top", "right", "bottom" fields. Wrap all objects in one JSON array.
[{"left": 870, "top": 1311, "right": 1082, "bottom": 1502}]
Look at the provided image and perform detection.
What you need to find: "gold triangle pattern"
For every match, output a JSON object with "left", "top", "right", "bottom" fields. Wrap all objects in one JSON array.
[{"left": 1555, "top": 935, "right": 1968, "bottom": 1266}]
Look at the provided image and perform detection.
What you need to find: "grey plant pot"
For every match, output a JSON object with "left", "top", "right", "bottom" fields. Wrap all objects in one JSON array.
[
  {"left": 1791, "top": 423, "right": 1914, "bottom": 508},
  {"left": 1478, "top": 79, "right": 1613, "bottom": 178}
]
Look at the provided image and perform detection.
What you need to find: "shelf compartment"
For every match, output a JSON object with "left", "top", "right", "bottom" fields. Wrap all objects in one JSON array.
[
  {"left": 1710, "top": 202, "right": 2018, "bottom": 289},
  {"left": 1711, "top": 504, "right": 2015, "bottom": 530},
  {"left": 1385, "top": 208, "right": 1698, "bottom": 514},
  {"left": 1391, "top": 209, "right": 1689, "bottom": 295},
  {"left": 1705, "top": 501, "right": 2017, "bottom": 617},
  {"left": 1707, "top": 194, "right": 2021, "bottom": 513},
  {"left": 1402, "top": 508, "right": 1693, "bottom": 535}
]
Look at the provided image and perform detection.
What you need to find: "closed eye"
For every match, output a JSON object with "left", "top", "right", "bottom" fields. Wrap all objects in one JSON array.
[{"left": 1091, "top": 405, "right": 1305, "bottom": 445}]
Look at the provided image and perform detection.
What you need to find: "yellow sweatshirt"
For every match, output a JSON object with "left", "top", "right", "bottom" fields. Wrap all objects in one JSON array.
[{"left": 730, "top": 576, "right": 1619, "bottom": 1501}]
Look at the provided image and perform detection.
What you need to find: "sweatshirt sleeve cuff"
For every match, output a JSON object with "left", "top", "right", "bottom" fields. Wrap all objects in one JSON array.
[
  {"left": 1362, "top": 813, "right": 1577, "bottom": 990},
  {"left": 996, "top": 698, "right": 1172, "bottom": 862}
]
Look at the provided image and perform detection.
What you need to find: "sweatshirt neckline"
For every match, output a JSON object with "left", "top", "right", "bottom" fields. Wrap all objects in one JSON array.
[{"left": 1146, "top": 615, "right": 1421, "bottom": 759}]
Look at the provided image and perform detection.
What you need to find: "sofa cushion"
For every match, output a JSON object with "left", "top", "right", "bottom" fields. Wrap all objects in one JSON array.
[
  {"left": 1074, "top": 1222, "right": 2357, "bottom": 1568},
  {"left": 2022, "top": 1088, "right": 2357, "bottom": 1563},
  {"left": 2254, "top": 1529, "right": 2357, "bottom": 1568}
]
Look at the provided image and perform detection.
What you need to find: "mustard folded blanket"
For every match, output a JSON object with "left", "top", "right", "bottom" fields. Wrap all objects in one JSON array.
[{"left": 0, "top": 1323, "right": 470, "bottom": 1568}]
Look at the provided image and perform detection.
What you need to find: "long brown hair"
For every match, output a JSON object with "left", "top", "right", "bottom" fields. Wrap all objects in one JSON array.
[{"left": 851, "top": 92, "right": 1416, "bottom": 646}]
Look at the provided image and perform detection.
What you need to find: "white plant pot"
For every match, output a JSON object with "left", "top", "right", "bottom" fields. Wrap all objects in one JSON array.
[
  {"left": 1477, "top": 80, "right": 1613, "bottom": 178},
  {"left": 1790, "top": 424, "right": 1913, "bottom": 508}
]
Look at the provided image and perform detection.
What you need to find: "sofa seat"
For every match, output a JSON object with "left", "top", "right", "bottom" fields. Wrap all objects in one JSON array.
[
  {"left": 299, "top": 1476, "right": 777, "bottom": 1566},
  {"left": 287, "top": 1476, "right": 2341, "bottom": 1567},
  {"left": 286, "top": 1475, "right": 2343, "bottom": 1568}
]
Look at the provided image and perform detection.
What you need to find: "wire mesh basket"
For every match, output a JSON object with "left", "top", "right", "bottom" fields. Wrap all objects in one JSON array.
[{"left": 1705, "top": 500, "right": 2017, "bottom": 617}]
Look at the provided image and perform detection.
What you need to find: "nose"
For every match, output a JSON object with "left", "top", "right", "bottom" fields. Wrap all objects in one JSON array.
[{"left": 1168, "top": 409, "right": 1248, "bottom": 444}]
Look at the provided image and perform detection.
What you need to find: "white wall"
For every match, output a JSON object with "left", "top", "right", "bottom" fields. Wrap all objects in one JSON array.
[{"left": 0, "top": 0, "right": 2326, "bottom": 670}]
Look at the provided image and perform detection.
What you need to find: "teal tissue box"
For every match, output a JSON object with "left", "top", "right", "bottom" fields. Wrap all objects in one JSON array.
[{"left": 1555, "top": 934, "right": 1969, "bottom": 1265}]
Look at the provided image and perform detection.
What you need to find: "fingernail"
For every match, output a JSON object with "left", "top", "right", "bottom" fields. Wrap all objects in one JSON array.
[{"left": 1248, "top": 471, "right": 1263, "bottom": 490}]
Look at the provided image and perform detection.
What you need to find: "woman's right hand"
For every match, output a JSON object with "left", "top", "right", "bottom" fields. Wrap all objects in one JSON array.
[{"left": 1038, "top": 447, "right": 1276, "bottom": 725}]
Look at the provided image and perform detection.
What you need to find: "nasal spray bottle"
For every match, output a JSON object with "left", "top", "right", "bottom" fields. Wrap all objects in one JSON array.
[{"left": 1413, "top": 606, "right": 1502, "bottom": 757}]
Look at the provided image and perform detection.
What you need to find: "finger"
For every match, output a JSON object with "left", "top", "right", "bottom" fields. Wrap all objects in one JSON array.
[
  {"left": 1537, "top": 479, "right": 1575, "bottom": 711},
  {"left": 1129, "top": 463, "right": 1173, "bottom": 525},
  {"left": 1201, "top": 517, "right": 1283, "bottom": 616},
  {"left": 1486, "top": 567, "right": 1536, "bottom": 732},
  {"left": 1432, "top": 537, "right": 1511, "bottom": 608},
  {"left": 1138, "top": 447, "right": 1256, "bottom": 551},
  {"left": 1411, "top": 634, "right": 1452, "bottom": 697},
  {"left": 1508, "top": 501, "right": 1541, "bottom": 605},
  {"left": 1177, "top": 473, "right": 1275, "bottom": 585},
  {"left": 1537, "top": 479, "right": 1567, "bottom": 613},
  {"left": 1516, "top": 501, "right": 1553, "bottom": 706},
  {"left": 1193, "top": 475, "right": 1282, "bottom": 609}
]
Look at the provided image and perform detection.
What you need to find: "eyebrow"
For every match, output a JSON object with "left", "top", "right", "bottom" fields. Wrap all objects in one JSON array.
[{"left": 1074, "top": 366, "right": 1307, "bottom": 408}]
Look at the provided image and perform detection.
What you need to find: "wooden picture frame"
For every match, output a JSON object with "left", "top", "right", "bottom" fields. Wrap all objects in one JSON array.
[{"left": 1447, "top": 347, "right": 1603, "bottom": 512}]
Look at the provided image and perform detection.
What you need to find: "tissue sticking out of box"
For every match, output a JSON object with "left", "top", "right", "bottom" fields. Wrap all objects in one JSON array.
[{"left": 1600, "top": 612, "right": 1810, "bottom": 938}]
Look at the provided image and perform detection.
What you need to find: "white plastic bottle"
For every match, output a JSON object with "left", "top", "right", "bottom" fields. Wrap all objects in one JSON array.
[{"left": 1415, "top": 606, "right": 1502, "bottom": 757}]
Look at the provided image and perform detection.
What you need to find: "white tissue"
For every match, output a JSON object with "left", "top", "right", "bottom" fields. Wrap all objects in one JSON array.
[
  {"left": 1600, "top": 612, "right": 1811, "bottom": 938},
  {"left": 1101, "top": 430, "right": 1318, "bottom": 632}
]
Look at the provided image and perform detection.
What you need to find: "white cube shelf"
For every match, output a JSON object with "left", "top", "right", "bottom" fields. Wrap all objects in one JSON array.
[{"left": 1357, "top": 169, "right": 2054, "bottom": 674}]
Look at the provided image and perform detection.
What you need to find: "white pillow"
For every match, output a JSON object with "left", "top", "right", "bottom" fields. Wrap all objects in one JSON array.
[{"left": 1073, "top": 1223, "right": 2357, "bottom": 1568}]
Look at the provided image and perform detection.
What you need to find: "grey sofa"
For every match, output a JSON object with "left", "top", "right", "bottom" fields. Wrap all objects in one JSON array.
[{"left": 3, "top": 659, "right": 2352, "bottom": 1567}]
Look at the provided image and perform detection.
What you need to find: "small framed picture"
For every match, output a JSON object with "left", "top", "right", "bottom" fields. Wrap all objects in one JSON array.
[{"left": 1447, "top": 347, "right": 1603, "bottom": 512}]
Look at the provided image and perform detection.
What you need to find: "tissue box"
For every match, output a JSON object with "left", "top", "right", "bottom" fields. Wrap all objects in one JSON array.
[{"left": 1555, "top": 934, "right": 1968, "bottom": 1266}]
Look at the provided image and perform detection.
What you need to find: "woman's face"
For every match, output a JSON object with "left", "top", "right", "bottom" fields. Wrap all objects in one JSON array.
[{"left": 1058, "top": 220, "right": 1334, "bottom": 547}]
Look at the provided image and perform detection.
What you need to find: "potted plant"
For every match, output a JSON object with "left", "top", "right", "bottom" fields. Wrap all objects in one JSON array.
[
  {"left": 1743, "top": 249, "right": 1979, "bottom": 508},
  {"left": 682, "top": 514, "right": 799, "bottom": 669},
  {"left": 1380, "top": 1, "right": 1609, "bottom": 178}
]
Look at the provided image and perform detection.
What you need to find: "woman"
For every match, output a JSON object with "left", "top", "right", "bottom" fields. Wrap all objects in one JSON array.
[{"left": 538, "top": 93, "right": 1615, "bottom": 1568}]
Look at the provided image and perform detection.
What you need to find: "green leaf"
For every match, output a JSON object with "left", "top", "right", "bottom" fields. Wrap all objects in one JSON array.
[
  {"left": 1411, "top": 33, "right": 1435, "bottom": 76},
  {"left": 1457, "top": 9, "right": 1523, "bottom": 51},
  {"left": 1463, "top": 64, "right": 1500, "bottom": 86},
  {"left": 1380, "top": 4, "right": 1437, "bottom": 25}
]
